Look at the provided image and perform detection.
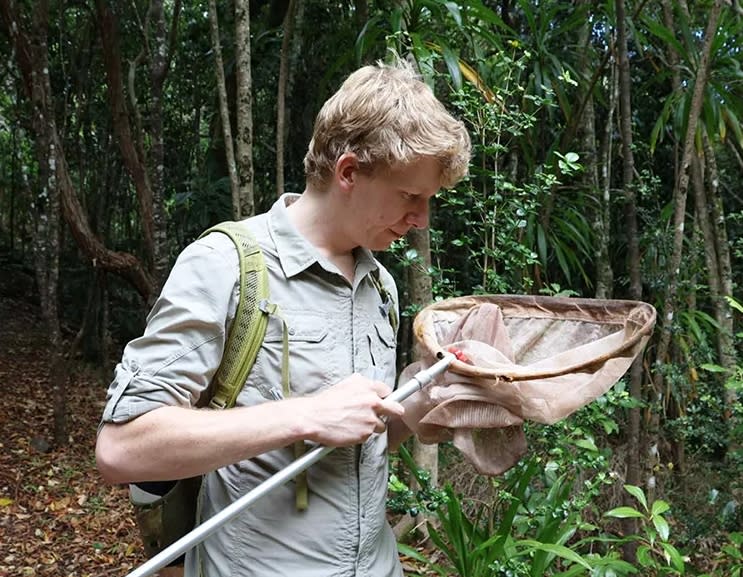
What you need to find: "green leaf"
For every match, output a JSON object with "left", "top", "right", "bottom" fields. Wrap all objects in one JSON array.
[
  {"left": 443, "top": 2, "right": 463, "bottom": 27},
  {"left": 725, "top": 295, "right": 743, "bottom": 314},
  {"left": 552, "top": 565, "right": 587, "bottom": 577},
  {"left": 441, "top": 45, "right": 463, "bottom": 91},
  {"left": 624, "top": 485, "right": 648, "bottom": 511},
  {"left": 641, "top": 16, "right": 688, "bottom": 64},
  {"left": 574, "top": 438, "right": 598, "bottom": 452},
  {"left": 660, "top": 542, "right": 686, "bottom": 573},
  {"left": 636, "top": 545, "right": 653, "bottom": 568},
  {"left": 653, "top": 514, "right": 670, "bottom": 541},
  {"left": 700, "top": 363, "right": 728, "bottom": 374},
  {"left": 515, "top": 539, "right": 593, "bottom": 570},
  {"left": 605, "top": 507, "right": 645, "bottom": 519},
  {"left": 722, "top": 544, "right": 741, "bottom": 558},
  {"left": 651, "top": 500, "right": 670, "bottom": 516},
  {"left": 397, "top": 542, "right": 429, "bottom": 563},
  {"left": 650, "top": 92, "right": 677, "bottom": 153}
]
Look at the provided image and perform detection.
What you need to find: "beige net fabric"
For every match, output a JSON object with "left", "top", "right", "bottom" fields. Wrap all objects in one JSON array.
[{"left": 400, "top": 295, "right": 656, "bottom": 475}]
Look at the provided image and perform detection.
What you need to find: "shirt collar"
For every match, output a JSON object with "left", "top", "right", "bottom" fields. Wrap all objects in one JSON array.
[{"left": 268, "top": 193, "right": 379, "bottom": 282}]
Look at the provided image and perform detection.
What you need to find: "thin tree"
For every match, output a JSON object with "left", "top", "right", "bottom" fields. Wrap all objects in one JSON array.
[
  {"left": 30, "top": 0, "right": 65, "bottom": 445},
  {"left": 576, "top": 0, "right": 612, "bottom": 299},
  {"left": 276, "top": 0, "right": 296, "bottom": 198},
  {"left": 96, "top": 0, "right": 179, "bottom": 293},
  {"left": 208, "top": 0, "right": 241, "bottom": 220},
  {"left": 394, "top": 227, "right": 439, "bottom": 540},
  {"left": 652, "top": 1, "right": 724, "bottom": 432},
  {"left": 703, "top": 134, "right": 738, "bottom": 415},
  {"left": 615, "top": 0, "right": 644, "bottom": 536},
  {"left": 147, "top": 0, "right": 181, "bottom": 286},
  {"left": 235, "top": 0, "right": 255, "bottom": 217}
]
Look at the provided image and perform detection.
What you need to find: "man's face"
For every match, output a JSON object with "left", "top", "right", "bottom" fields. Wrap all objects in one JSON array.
[{"left": 345, "top": 156, "right": 441, "bottom": 251}]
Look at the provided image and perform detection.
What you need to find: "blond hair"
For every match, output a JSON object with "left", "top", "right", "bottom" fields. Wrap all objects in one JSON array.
[{"left": 303, "top": 61, "right": 471, "bottom": 190}]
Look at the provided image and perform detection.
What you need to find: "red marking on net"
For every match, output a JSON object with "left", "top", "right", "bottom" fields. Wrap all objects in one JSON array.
[{"left": 447, "top": 346, "right": 473, "bottom": 365}]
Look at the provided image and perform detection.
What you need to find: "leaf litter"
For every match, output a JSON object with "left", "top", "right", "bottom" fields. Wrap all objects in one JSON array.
[{"left": 0, "top": 297, "right": 145, "bottom": 577}]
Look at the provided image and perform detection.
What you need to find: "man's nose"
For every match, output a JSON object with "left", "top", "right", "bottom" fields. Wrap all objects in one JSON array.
[{"left": 405, "top": 199, "right": 430, "bottom": 229}]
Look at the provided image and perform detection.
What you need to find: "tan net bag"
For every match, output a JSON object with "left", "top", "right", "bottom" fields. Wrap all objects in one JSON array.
[{"left": 400, "top": 295, "right": 657, "bottom": 475}]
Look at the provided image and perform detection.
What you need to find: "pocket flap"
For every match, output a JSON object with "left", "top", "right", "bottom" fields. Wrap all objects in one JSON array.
[{"left": 263, "top": 315, "right": 329, "bottom": 343}]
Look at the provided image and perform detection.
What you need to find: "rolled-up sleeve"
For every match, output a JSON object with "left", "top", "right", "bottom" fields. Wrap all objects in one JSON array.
[{"left": 101, "top": 235, "right": 239, "bottom": 424}]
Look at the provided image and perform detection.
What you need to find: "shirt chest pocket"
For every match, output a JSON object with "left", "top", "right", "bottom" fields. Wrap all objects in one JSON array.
[
  {"left": 244, "top": 312, "right": 338, "bottom": 403},
  {"left": 369, "top": 321, "right": 397, "bottom": 387}
]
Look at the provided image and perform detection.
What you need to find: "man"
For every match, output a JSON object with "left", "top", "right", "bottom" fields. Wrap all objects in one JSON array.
[{"left": 96, "top": 60, "right": 471, "bottom": 577}]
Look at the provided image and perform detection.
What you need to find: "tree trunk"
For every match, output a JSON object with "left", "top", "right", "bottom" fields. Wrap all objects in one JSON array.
[
  {"left": 661, "top": 0, "right": 682, "bottom": 175},
  {"left": 96, "top": 0, "right": 156, "bottom": 276},
  {"left": 577, "top": 0, "right": 612, "bottom": 299},
  {"left": 615, "top": 0, "right": 643, "bottom": 552},
  {"left": 354, "top": 0, "right": 368, "bottom": 29},
  {"left": 98, "top": 0, "right": 179, "bottom": 291},
  {"left": 660, "top": 0, "right": 686, "bottom": 474},
  {"left": 25, "top": 0, "right": 66, "bottom": 446},
  {"left": 692, "top": 154, "right": 722, "bottom": 335},
  {"left": 208, "top": 0, "right": 240, "bottom": 219},
  {"left": 276, "top": 0, "right": 296, "bottom": 198},
  {"left": 651, "top": 0, "right": 723, "bottom": 432},
  {"left": 235, "top": 0, "right": 255, "bottom": 218},
  {"left": 147, "top": 0, "right": 180, "bottom": 288},
  {"left": 9, "top": 116, "right": 18, "bottom": 251},
  {"left": 598, "top": 54, "right": 618, "bottom": 300},
  {"left": 397, "top": 227, "right": 438, "bottom": 540},
  {"left": 703, "top": 134, "right": 738, "bottom": 415}
]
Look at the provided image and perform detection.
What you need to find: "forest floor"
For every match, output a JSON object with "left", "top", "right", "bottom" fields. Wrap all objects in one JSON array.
[
  {"left": 0, "top": 290, "right": 435, "bottom": 577},
  {"left": 0, "top": 295, "right": 147, "bottom": 577}
]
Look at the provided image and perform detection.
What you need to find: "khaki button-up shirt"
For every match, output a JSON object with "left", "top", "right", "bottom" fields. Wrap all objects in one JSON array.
[{"left": 102, "top": 195, "right": 402, "bottom": 577}]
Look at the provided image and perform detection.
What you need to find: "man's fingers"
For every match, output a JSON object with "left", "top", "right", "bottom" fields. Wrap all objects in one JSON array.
[
  {"left": 368, "top": 379, "right": 393, "bottom": 398},
  {"left": 376, "top": 398, "right": 405, "bottom": 419},
  {"left": 365, "top": 378, "right": 404, "bottom": 419}
]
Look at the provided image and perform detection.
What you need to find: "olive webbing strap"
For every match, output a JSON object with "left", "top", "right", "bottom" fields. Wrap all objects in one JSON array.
[
  {"left": 260, "top": 300, "right": 308, "bottom": 511},
  {"left": 198, "top": 222, "right": 270, "bottom": 411}
]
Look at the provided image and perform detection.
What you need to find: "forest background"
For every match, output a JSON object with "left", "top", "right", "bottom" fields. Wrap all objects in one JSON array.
[{"left": 0, "top": 0, "right": 742, "bottom": 576}]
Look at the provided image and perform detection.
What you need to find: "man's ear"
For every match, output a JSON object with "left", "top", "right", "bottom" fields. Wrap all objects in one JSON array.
[{"left": 335, "top": 152, "right": 359, "bottom": 193}]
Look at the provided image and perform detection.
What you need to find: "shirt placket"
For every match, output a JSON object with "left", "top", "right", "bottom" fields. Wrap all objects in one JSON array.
[{"left": 353, "top": 277, "right": 380, "bottom": 576}]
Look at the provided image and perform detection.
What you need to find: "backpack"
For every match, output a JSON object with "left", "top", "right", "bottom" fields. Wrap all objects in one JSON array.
[{"left": 130, "top": 221, "right": 275, "bottom": 561}]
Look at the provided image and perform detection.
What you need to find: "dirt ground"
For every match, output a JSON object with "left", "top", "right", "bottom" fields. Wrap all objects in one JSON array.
[{"left": 0, "top": 296, "right": 147, "bottom": 576}]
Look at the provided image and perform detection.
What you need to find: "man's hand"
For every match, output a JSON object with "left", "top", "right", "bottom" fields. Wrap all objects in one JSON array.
[{"left": 297, "top": 374, "right": 404, "bottom": 447}]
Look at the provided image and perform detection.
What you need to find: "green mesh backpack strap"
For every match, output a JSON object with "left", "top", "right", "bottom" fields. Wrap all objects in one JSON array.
[{"left": 198, "top": 221, "right": 270, "bottom": 410}]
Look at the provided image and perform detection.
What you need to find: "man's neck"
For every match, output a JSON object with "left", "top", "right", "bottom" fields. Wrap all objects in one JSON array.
[{"left": 287, "top": 191, "right": 357, "bottom": 282}]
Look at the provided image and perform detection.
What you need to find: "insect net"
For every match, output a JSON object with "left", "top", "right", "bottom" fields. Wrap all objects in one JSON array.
[{"left": 400, "top": 295, "right": 657, "bottom": 475}]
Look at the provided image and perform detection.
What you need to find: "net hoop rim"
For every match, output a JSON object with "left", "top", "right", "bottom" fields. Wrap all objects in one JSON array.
[{"left": 415, "top": 294, "right": 657, "bottom": 381}]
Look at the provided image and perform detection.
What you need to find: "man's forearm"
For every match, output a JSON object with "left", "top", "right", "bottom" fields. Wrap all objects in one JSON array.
[{"left": 95, "top": 401, "right": 311, "bottom": 484}]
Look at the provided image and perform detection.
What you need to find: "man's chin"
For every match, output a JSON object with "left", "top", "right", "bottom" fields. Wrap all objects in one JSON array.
[
  {"left": 367, "top": 239, "right": 396, "bottom": 252},
  {"left": 364, "top": 230, "right": 406, "bottom": 251}
]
